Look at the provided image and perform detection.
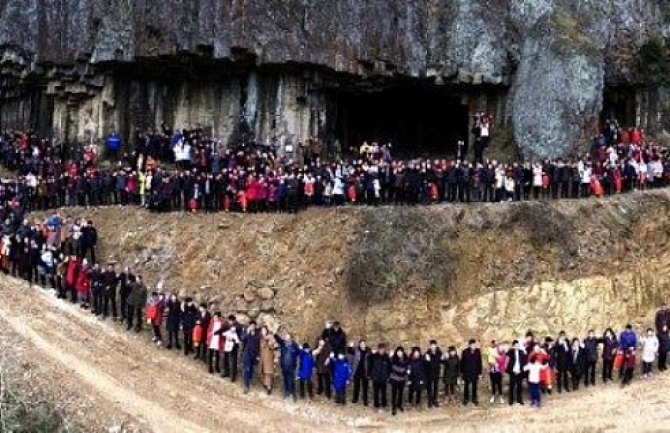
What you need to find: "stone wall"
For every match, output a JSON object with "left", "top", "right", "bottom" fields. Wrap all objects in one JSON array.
[{"left": 0, "top": 0, "right": 668, "bottom": 157}]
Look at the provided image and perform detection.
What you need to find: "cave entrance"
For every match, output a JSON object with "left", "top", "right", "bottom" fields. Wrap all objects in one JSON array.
[
  {"left": 602, "top": 86, "right": 637, "bottom": 127},
  {"left": 333, "top": 83, "right": 469, "bottom": 158}
]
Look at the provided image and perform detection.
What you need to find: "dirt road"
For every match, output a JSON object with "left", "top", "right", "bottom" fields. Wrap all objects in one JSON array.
[{"left": 1, "top": 276, "right": 670, "bottom": 433}]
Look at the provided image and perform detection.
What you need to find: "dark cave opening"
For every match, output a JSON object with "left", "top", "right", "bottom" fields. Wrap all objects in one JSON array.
[{"left": 332, "top": 83, "right": 470, "bottom": 158}]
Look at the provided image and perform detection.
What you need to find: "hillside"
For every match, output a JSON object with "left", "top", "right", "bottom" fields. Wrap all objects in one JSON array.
[{"left": 55, "top": 190, "right": 670, "bottom": 346}]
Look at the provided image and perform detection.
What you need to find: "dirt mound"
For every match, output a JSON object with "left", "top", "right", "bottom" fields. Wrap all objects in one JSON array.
[{"left": 58, "top": 190, "right": 670, "bottom": 346}]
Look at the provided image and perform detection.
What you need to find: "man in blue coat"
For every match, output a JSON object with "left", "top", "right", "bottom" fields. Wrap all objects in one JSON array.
[{"left": 274, "top": 329, "right": 301, "bottom": 400}]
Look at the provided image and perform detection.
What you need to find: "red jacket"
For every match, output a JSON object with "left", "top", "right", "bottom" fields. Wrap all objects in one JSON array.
[
  {"left": 66, "top": 258, "right": 80, "bottom": 287},
  {"left": 75, "top": 268, "right": 90, "bottom": 296}
]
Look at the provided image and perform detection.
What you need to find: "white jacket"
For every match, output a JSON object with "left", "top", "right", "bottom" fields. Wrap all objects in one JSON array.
[
  {"left": 641, "top": 335, "right": 659, "bottom": 363},
  {"left": 223, "top": 328, "right": 240, "bottom": 353}
]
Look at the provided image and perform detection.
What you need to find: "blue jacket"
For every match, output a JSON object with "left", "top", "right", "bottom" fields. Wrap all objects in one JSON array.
[
  {"left": 619, "top": 329, "right": 637, "bottom": 350},
  {"left": 298, "top": 349, "right": 314, "bottom": 380},
  {"left": 275, "top": 335, "right": 300, "bottom": 372},
  {"left": 332, "top": 358, "right": 352, "bottom": 392}
]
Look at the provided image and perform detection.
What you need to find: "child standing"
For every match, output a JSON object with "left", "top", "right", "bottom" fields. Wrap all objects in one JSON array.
[
  {"left": 622, "top": 347, "right": 636, "bottom": 386},
  {"left": 523, "top": 356, "right": 548, "bottom": 408},
  {"left": 640, "top": 328, "right": 659, "bottom": 378},
  {"left": 298, "top": 343, "right": 315, "bottom": 399},
  {"left": 331, "top": 352, "right": 352, "bottom": 405}
]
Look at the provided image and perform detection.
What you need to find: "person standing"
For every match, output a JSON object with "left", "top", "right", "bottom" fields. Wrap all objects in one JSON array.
[
  {"left": 640, "top": 328, "right": 659, "bottom": 378},
  {"left": 298, "top": 343, "right": 315, "bottom": 399},
  {"left": 259, "top": 326, "right": 276, "bottom": 395},
  {"left": 601, "top": 328, "right": 618, "bottom": 383},
  {"left": 181, "top": 297, "right": 197, "bottom": 356},
  {"left": 389, "top": 347, "right": 409, "bottom": 416},
  {"left": 368, "top": 344, "right": 391, "bottom": 410},
  {"left": 523, "top": 356, "right": 549, "bottom": 408},
  {"left": 206, "top": 312, "right": 225, "bottom": 374},
  {"left": 274, "top": 329, "right": 301, "bottom": 400},
  {"left": 658, "top": 324, "right": 669, "bottom": 372},
  {"left": 195, "top": 304, "right": 211, "bottom": 363},
  {"left": 443, "top": 346, "right": 460, "bottom": 404},
  {"left": 331, "top": 352, "right": 352, "bottom": 405},
  {"left": 222, "top": 318, "right": 241, "bottom": 380},
  {"left": 506, "top": 340, "right": 527, "bottom": 405},
  {"left": 424, "top": 340, "right": 442, "bottom": 408},
  {"left": 165, "top": 294, "right": 181, "bottom": 350},
  {"left": 126, "top": 276, "right": 147, "bottom": 332},
  {"left": 570, "top": 338, "right": 586, "bottom": 391},
  {"left": 408, "top": 347, "right": 427, "bottom": 408},
  {"left": 487, "top": 341, "right": 506, "bottom": 404},
  {"left": 241, "top": 321, "right": 261, "bottom": 393},
  {"left": 313, "top": 339, "right": 332, "bottom": 399},
  {"left": 460, "top": 339, "right": 482, "bottom": 406},
  {"left": 583, "top": 329, "right": 599, "bottom": 387},
  {"left": 118, "top": 267, "right": 135, "bottom": 322},
  {"left": 102, "top": 263, "right": 119, "bottom": 320},
  {"left": 322, "top": 321, "right": 347, "bottom": 356},
  {"left": 552, "top": 332, "right": 571, "bottom": 393},
  {"left": 349, "top": 340, "right": 370, "bottom": 406}
]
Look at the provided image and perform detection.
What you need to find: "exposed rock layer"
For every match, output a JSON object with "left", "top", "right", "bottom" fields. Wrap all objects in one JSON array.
[
  {"left": 0, "top": 0, "right": 669, "bottom": 157},
  {"left": 56, "top": 190, "right": 670, "bottom": 345}
]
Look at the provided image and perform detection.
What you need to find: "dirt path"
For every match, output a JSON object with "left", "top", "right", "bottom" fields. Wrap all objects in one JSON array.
[{"left": 2, "top": 276, "right": 670, "bottom": 432}]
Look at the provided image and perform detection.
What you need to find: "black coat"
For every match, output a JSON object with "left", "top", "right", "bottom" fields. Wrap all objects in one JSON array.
[
  {"left": 368, "top": 352, "right": 391, "bottom": 383},
  {"left": 570, "top": 348, "right": 586, "bottom": 375},
  {"left": 460, "top": 348, "right": 482, "bottom": 381},
  {"left": 322, "top": 327, "right": 347, "bottom": 355},
  {"left": 425, "top": 348, "right": 442, "bottom": 380},
  {"left": 181, "top": 303, "right": 197, "bottom": 331},
  {"left": 408, "top": 357, "right": 427, "bottom": 389},
  {"left": 165, "top": 299, "right": 181, "bottom": 331},
  {"left": 552, "top": 341, "right": 572, "bottom": 370},
  {"left": 505, "top": 348, "right": 528, "bottom": 375}
]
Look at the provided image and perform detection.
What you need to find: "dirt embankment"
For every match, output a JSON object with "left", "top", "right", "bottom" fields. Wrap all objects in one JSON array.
[{"left": 57, "top": 189, "right": 670, "bottom": 347}]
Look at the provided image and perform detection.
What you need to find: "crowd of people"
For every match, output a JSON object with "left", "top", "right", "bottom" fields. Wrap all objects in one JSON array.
[
  {"left": 0, "top": 203, "right": 667, "bottom": 415},
  {"left": 0, "top": 121, "right": 668, "bottom": 215}
]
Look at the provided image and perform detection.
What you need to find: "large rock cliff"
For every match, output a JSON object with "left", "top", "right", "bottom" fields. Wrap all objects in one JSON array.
[{"left": 0, "top": 0, "right": 668, "bottom": 157}]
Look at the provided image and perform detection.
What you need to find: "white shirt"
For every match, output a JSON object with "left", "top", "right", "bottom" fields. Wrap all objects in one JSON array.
[
  {"left": 208, "top": 320, "right": 223, "bottom": 350},
  {"left": 223, "top": 327, "right": 240, "bottom": 353},
  {"left": 524, "top": 363, "right": 545, "bottom": 384}
]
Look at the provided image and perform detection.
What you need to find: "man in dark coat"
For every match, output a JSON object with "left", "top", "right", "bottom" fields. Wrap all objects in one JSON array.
[
  {"left": 425, "top": 340, "right": 442, "bottom": 408},
  {"left": 118, "top": 267, "right": 135, "bottom": 321},
  {"left": 460, "top": 339, "right": 482, "bottom": 406},
  {"left": 368, "top": 343, "right": 391, "bottom": 409},
  {"left": 322, "top": 321, "right": 347, "bottom": 355},
  {"left": 126, "top": 276, "right": 147, "bottom": 332},
  {"left": 552, "top": 332, "right": 572, "bottom": 392},
  {"left": 181, "top": 297, "right": 197, "bottom": 355},
  {"left": 241, "top": 321, "right": 261, "bottom": 393},
  {"left": 349, "top": 340, "right": 370, "bottom": 406},
  {"left": 583, "top": 330, "right": 599, "bottom": 387},
  {"left": 506, "top": 340, "right": 527, "bottom": 405},
  {"left": 102, "top": 263, "right": 118, "bottom": 320}
]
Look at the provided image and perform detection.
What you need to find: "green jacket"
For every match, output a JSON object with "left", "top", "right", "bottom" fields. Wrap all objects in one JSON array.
[{"left": 128, "top": 282, "right": 148, "bottom": 308}]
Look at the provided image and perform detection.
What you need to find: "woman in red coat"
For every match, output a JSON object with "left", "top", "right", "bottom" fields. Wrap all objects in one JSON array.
[
  {"left": 65, "top": 256, "right": 80, "bottom": 303},
  {"left": 75, "top": 263, "right": 90, "bottom": 308}
]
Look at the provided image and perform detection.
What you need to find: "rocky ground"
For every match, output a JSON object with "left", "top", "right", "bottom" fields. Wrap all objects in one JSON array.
[{"left": 2, "top": 276, "right": 670, "bottom": 433}]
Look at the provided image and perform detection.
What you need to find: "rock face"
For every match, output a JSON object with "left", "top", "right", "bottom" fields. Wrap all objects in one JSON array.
[
  {"left": 68, "top": 189, "right": 670, "bottom": 345},
  {"left": 0, "top": 0, "right": 669, "bottom": 157}
]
